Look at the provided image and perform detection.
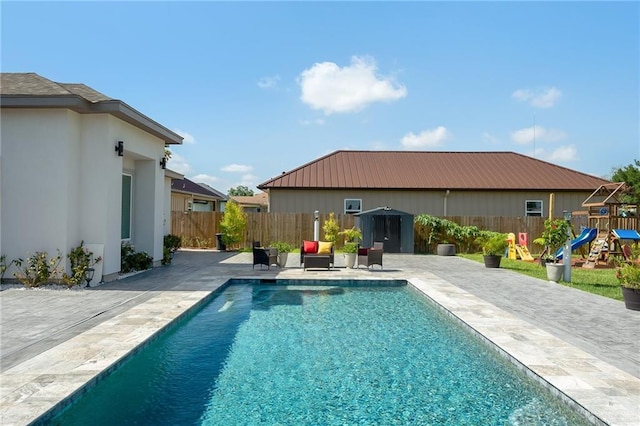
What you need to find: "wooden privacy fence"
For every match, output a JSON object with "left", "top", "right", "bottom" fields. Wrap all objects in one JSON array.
[
  {"left": 171, "top": 212, "right": 355, "bottom": 249},
  {"left": 171, "top": 211, "right": 548, "bottom": 252}
]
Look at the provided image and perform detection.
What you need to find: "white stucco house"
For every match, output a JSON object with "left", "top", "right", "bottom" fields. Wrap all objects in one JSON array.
[{"left": 0, "top": 73, "right": 183, "bottom": 283}]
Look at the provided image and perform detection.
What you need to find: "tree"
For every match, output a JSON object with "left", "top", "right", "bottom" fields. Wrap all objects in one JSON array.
[
  {"left": 611, "top": 160, "right": 640, "bottom": 204},
  {"left": 219, "top": 200, "right": 247, "bottom": 248},
  {"left": 322, "top": 212, "right": 340, "bottom": 243},
  {"left": 228, "top": 185, "right": 254, "bottom": 196}
]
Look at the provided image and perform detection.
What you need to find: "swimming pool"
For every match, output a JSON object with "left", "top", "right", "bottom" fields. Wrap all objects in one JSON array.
[{"left": 52, "top": 279, "right": 589, "bottom": 425}]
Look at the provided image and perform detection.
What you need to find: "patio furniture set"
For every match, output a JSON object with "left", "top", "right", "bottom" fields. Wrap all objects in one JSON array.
[{"left": 253, "top": 240, "right": 384, "bottom": 271}]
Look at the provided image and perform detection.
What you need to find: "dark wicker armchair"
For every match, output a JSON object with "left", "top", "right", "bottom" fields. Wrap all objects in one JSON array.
[
  {"left": 253, "top": 242, "right": 278, "bottom": 269},
  {"left": 358, "top": 242, "right": 383, "bottom": 269}
]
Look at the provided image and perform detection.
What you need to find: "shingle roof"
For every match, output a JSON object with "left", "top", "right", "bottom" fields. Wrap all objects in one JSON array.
[
  {"left": 171, "top": 178, "right": 226, "bottom": 199},
  {"left": 230, "top": 192, "right": 269, "bottom": 206},
  {"left": 258, "top": 150, "right": 610, "bottom": 191},
  {"left": 1, "top": 73, "right": 182, "bottom": 145},
  {"left": 1, "top": 73, "right": 112, "bottom": 102}
]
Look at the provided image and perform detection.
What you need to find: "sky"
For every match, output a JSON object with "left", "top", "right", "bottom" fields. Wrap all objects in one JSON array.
[{"left": 2, "top": 1, "right": 638, "bottom": 194}]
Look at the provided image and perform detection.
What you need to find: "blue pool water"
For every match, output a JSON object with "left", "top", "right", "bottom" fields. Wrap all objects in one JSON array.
[{"left": 53, "top": 280, "right": 588, "bottom": 425}]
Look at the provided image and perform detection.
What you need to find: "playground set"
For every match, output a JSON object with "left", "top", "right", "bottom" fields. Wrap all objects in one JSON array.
[{"left": 506, "top": 183, "right": 640, "bottom": 268}]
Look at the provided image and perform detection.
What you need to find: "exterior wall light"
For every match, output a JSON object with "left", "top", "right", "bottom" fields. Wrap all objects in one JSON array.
[
  {"left": 115, "top": 140, "right": 124, "bottom": 156},
  {"left": 160, "top": 157, "right": 167, "bottom": 169}
]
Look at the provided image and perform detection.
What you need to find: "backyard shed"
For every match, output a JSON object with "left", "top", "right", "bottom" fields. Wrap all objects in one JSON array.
[{"left": 355, "top": 207, "right": 414, "bottom": 253}]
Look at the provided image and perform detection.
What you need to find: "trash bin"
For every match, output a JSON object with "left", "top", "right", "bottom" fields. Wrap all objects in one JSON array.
[{"left": 216, "top": 233, "right": 226, "bottom": 251}]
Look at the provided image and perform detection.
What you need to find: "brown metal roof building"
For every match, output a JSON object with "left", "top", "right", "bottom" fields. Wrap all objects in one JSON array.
[{"left": 258, "top": 150, "right": 610, "bottom": 217}]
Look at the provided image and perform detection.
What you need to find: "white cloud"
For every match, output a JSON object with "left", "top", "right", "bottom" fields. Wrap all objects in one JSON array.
[
  {"left": 510, "top": 126, "right": 567, "bottom": 144},
  {"left": 191, "top": 173, "right": 221, "bottom": 187},
  {"left": 172, "top": 129, "right": 195, "bottom": 144},
  {"left": 512, "top": 87, "right": 562, "bottom": 108},
  {"left": 482, "top": 132, "right": 500, "bottom": 144},
  {"left": 239, "top": 174, "right": 259, "bottom": 186},
  {"left": 546, "top": 145, "right": 579, "bottom": 162},
  {"left": 401, "top": 126, "right": 450, "bottom": 149},
  {"left": 166, "top": 153, "right": 192, "bottom": 175},
  {"left": 257, "top": 75, "right": 280, "bottom": 89},
  {"left": 221, "top": 164, "right": 253, "bottom": 173},
  {"left": 298, "top": 55, "right": 407, "bottom": 114}
]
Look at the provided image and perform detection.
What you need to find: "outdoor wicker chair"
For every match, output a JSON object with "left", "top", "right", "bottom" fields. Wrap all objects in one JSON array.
[{"left": 358, "top": 242, "right": 383, "bottom": 269}]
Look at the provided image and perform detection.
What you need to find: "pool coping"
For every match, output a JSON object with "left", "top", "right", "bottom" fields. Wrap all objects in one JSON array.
[
  {"left": 408, "top": 274, "right": 640, "bottom": 426},
  {"left": 1, "top": 273, "right": 638, "bottom": 425}
]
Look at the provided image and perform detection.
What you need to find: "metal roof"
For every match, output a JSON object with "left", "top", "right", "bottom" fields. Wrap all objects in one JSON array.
[{"left": 258, "top": 150, "right": 610, "bottom": 191}]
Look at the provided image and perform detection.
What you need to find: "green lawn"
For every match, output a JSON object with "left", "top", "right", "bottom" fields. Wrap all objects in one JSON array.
[{"left": 458, "top": 253, "right": 622, "bottom": 301}]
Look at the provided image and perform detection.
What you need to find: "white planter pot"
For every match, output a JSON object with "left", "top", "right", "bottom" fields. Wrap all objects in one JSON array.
[
  {"left": 344, "top": 253, "right": 357, "bottom": 268},
  {"left": 546, "top": 263, "right": 564, "bottom": 282},
  {"left": 277, "top": 252, "right": 289, "bottom": 268}
]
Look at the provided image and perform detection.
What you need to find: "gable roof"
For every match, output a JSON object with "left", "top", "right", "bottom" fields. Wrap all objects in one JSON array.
[
  {"left": 258, "top": 150, "right": 610, "bottom": 191},
  {"left": 171, "top": 178, "right": 226, "bottom": 200},
  {"left": 230, "top": 192, "right": 269, "bottom": 207},
  {"left": 0, "top": 73, "right": 182, "bottom": 145}
]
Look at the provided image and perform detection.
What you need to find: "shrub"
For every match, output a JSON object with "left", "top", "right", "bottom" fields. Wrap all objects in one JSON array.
[
  {"left": 63, "top": 241, "right": 102, "bottom": 287},
  {"left": 616, "top": 243, "right": 640, "bottom": 289},
  {"left": 121, "top": 242, "right": 152, "bottom": 273},
  {"left": 162, "top": 234, "right": 182, "bottom": 265},
  {"left": 414, "top": 214, "right": 465, "bottom": 253},
  {"left": 323, "top": 212, "right": 340, "bottom": 243},
  {"left": 340, "top": 227, "right": 362, "bottom": 244},
  {"left": 219, "top": 200, "right": 247, "bottom": 249},
  {"left": 13, "top": 250, "right": 63, "bottom": 287},
  {"left": 533, "top": 218, "right": 570, "bottom": 263},
  {"left": 477, "top": 232, "right": 509, "bottom": 256},
  {"left": 270, "top": 241, "right": 294, "bottom": 253}
]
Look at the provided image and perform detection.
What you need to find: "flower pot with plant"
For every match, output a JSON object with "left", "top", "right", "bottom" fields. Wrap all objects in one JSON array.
[
  {"left": 616, "top": 243, "right": 640, "bottom": 311},
  {"left": 340, "top": 227, "right": 362, "bottom": 268},
  {"left": 477, "top": 232, "right": 508, "bottom": 268},
  {"left": 533, "top": 218, "right": 570, "bottom": 282},
  {"left": 270, "top": 241, "right": 294, "bottom": 267}
]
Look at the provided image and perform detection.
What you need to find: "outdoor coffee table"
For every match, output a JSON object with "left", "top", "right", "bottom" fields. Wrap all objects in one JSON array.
[{"left": 303, "top": 255, "right": 331, "bottom": 270}]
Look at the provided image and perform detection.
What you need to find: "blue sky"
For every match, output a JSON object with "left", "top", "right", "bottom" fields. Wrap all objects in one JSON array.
[{"left": 2, "top": 1, "right": 638, "bottom": 193}]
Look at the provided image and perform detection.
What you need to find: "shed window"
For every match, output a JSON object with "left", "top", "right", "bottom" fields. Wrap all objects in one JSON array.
[
  {"left": 344, "top": 199, "right": 362, "bottom": 214},
  {"left": 525, "top": 200, "right": 543, "bottom": 217}
]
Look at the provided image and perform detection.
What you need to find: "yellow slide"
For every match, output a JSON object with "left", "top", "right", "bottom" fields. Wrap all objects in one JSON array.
[{"left": 515, "top": 245, "right": 534, "bottom": 261}]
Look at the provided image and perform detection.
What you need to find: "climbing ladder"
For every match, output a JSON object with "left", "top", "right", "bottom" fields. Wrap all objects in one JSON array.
[{"left": 582, "top": 233, "right": 608, "bottom": 268}]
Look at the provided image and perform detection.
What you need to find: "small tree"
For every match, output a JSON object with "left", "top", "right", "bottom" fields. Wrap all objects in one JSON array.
[
  {"left": 322, "top": 212, "right": 340, "bottom": 243},
  {"left": 219, "top": 200, "right": 247, "bottom": 249},
  {"left": 611, "top": 160, "right": 640, "bottom": 204},
  {"left": 228, "top": 185, "right": 254, "bottom": 196}
]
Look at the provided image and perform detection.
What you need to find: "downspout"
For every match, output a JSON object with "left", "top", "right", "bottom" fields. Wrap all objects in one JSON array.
[{"left": 444, "top": 190, "right": 450, "bottom": 216}]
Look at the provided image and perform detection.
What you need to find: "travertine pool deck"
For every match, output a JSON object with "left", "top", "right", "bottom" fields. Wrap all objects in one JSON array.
[{"left": 1, "top": 251, "right": 639, "bottom": 425}]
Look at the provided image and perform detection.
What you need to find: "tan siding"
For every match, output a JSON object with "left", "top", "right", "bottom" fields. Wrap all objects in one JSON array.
[
  {"left": 268, "top": 189, "right": 596, "bottom": 217},
  {"left": 171, "top": 193, "right": 191, "bottom": 212}
]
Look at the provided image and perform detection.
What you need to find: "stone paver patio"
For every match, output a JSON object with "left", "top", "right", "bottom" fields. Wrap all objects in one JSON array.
[{"left": 1, "top": 250, "right": 639, "bottom": 425}]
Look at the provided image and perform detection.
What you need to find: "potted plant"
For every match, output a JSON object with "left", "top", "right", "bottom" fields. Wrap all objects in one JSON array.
[
  {"left": 478, "top": 232, "right": 508, "bottom": 268},
  {"left": 616, "top": 243, "right": 640, "bottom": 311},
  {"left": 340, "top": 227, "right": 362, "bottom": 268},
  {"left": 270, "top": 241, "right": 293, "bottom": 268},
  {"left": 533, "top": 218, "right": 570, "bottom": 282},
  {"left": 415, "top": 214, "right": 459, "bottom": 255}
]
